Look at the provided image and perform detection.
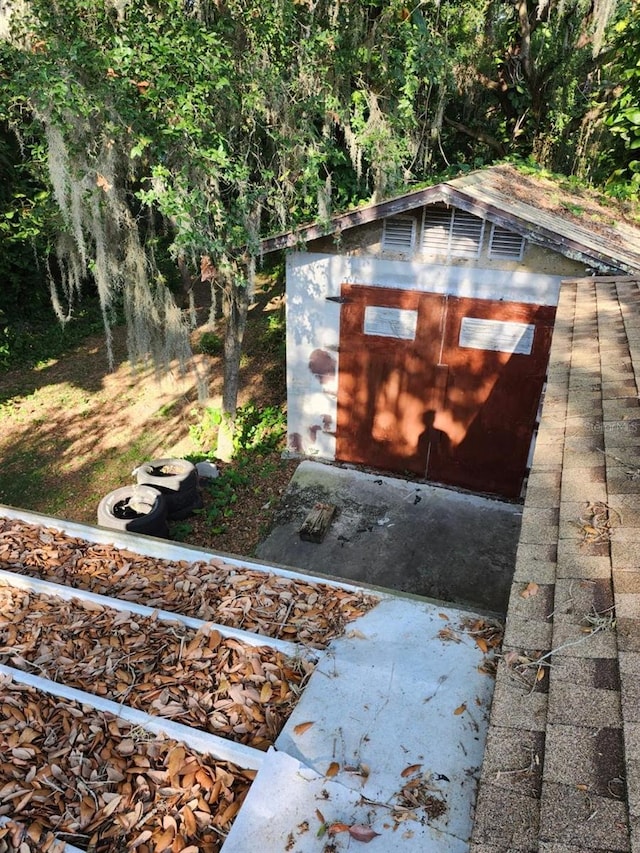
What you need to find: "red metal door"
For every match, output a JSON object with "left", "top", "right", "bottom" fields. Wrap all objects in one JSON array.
[
  {"left": 336, "top": 284, "right": 555, "bottom": 499},
  {"left": 335, "top": 285, "right": 446, "bottom": 475},
  {"left": 426, "top": 297, "right": 556, "bottom": 498}
]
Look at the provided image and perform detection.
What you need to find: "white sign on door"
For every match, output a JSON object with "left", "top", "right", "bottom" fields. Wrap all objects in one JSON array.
[
  {"left": 459, "top": 317, "right": 535, "bottom": 355},
  {"left": 364, "top": 306, "right": 418, "bottom": 340}
]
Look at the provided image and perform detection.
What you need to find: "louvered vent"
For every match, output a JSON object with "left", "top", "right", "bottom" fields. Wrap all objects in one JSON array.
[
  {"left": 489, "top": 224, "right": 526, "bottom": 260},
  {"left": 450, "top": 209, "right": 485, "bottom": 258},
  {"left": 382, "top": 216, "right": 415, "bottom": 251},
  {"left": 421, "top": 205, "right": 453, "bottom": 255},
  {"left": 421, "top": 206, "right": 484, "bottom": 258}
]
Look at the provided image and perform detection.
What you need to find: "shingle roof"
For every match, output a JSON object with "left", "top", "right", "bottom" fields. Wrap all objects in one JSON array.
[
  {"left": 471, "top": 273, "right": 640, "bottom": 852},
  {"left": 261, "top": 165, "right": 640, "bottom": 275}
]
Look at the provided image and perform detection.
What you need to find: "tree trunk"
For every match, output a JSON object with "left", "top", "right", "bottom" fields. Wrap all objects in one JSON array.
[{"left": 216, "top": 274, "right": 250, "bottom": 461}]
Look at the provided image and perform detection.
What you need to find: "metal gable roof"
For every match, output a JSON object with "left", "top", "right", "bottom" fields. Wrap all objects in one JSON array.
[{"left": 261, "top": 164, "right": 640, "bottom": 274}]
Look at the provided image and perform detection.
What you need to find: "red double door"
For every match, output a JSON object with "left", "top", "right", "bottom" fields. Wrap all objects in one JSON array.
[{"left": 335, "top": 284, "right": 555, "bottom": 499}]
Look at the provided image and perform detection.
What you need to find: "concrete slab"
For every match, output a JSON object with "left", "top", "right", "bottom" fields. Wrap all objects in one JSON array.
[
  {"left": 224, "top": 597, "right": 495, "bottom": 852},
  {"left": 256, "top": 461, "right": 522, "bottom": 614}
]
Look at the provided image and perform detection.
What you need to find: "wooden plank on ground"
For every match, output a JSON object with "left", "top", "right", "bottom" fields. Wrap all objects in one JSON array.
[{"left": 299, "top": 503, "right": 337, "bottom": 543}]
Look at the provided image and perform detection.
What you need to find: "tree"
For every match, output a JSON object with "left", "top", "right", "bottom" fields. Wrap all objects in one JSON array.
[
  {"left": 0, "top": 0, "right": 461, "bottom": 456},
  {"left": 0, "top": 0, "right": 636, "bottom": 463},
  {"left": 441, "top": 0, "right": 626, "bottom": 175},
  {"left": 601, "top": 3, "right": 640, "bottom": 195}
]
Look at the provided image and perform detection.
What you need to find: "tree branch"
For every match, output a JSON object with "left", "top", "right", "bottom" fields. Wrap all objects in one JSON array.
[{"left": 444, "top": 116, "right": 508, "bottom": 157}]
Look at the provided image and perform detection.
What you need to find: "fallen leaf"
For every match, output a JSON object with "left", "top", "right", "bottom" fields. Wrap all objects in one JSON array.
[
  {"left": 326, "top": 761, "right": 340, "bottom": 778},
  {"left": 102, "top": 794, "right": 122, "bottom": 817},
  {"left": 315, "top": 809, "right": 326, "bottom": 824},
  {"left": 328, "top": 823, "right": 350, "bottom": 835},
  {"left": 294, "top": 721, "right": 315, "bottom": 736},
  {"left": 520, "top": 581, "right": 540, "bottom": 599},
  {"left": 401, "top": 763, "right": 422, "bottom": 778},
  {"left": 167, "top": 746, "right": 186, "bottom": 779},
  {"left": 438, "top": 626, "right": 461, "bottom": 643},
  {"left": 348, "top": 824, "right": 381, "bottom": 843},
  {"left": 475, "top": 637, "right": 489, "bottom": 654},
  {"left": 453, "top": 703, "right": 467, "bottom": 715},
  {"left": 438, "top": 613, "right": 449, "bottom": 620}
]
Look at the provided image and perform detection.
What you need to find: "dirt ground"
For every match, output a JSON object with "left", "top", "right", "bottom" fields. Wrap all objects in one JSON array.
[{"left": 0, "top": 285, "right": 299, "bottom": 557}]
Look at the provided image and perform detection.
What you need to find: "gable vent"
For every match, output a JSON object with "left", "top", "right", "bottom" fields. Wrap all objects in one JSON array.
[
  {"left": 489, "top": 224, "right": 526, "bottom": 260},
  {"left": 422, "top": 206, "right": 485, "bottom": 259},
  {"left": 382, "top": 216, "right": 415, "bottom": 252}
]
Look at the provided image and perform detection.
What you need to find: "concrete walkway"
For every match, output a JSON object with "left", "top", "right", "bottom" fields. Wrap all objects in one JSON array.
[
  {"left": 471, "top": 276, "right": 640, "bottom": 852},
  {"left": 256, "top": 460, "right": 522, "bottom": 615}
]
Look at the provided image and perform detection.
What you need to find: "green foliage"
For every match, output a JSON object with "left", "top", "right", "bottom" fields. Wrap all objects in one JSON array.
[
  {"left": 602, "top": 9, "right": 640, "bottom": 196},
  {"left": 194, "top": 466, "right": 248, "bottom": 535},
  {"left": 189, "top": 400, "right": 286, "bottom": 459},
  {"left": 0, "top": 297, "right": 106, "bottom": 371},
  {"left": 260, "top": 312, "right": 286, "bottom": 358},
  {"left": 195, "top": 331, "right": 223, "bottom": 356},
  {"left": 0, "top": 0, "right": 635, "bottom": 382},
  {"left": 233, "top": 401, "right": 286, "bottom": 456}
]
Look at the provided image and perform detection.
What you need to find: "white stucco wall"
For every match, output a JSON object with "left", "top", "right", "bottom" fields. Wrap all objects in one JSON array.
[{"left": 285, "top": 251, "right": 565, "bottom": 460}]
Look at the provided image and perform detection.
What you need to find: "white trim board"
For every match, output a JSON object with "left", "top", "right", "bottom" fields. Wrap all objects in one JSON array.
[{"left": 287, "top": 251, "right": 563, "bottom": 306}]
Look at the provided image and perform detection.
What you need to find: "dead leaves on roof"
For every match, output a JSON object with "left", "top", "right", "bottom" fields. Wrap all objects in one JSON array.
[
  {"left": 459, "top": 616, "right": 504, "bottom": 677},
  {"left": 0, "top": 518, "right": 378, "bottom": 649},
  {"left": 0, "top": 588, "right": 313, "bottom": 750},
  {"left": 0, "top": 678, "right": 253, "bottom": 852},
  {"left": 0, "top": 819, "right": 66, "bottom": 852}
]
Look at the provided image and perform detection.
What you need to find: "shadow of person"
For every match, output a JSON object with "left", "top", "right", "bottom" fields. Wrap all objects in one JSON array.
[{"left": 416, "top": 409, "right": 450, "bottom": 476}]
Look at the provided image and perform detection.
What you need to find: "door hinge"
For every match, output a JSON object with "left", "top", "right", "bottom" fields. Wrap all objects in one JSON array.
[{"left": 325, "top": 296, "right": 351, "bottom": 304}]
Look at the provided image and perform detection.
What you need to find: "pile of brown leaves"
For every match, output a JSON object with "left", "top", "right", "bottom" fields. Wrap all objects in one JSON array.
[
  {"left": 0, "top": 678, "right": 254, "bottom": 852},
  {"left": 0, "top": 588, "right": 312, "bottom": 750},
  {"left": 0, "top": 519, "right": 378, "bottom": 649}
]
